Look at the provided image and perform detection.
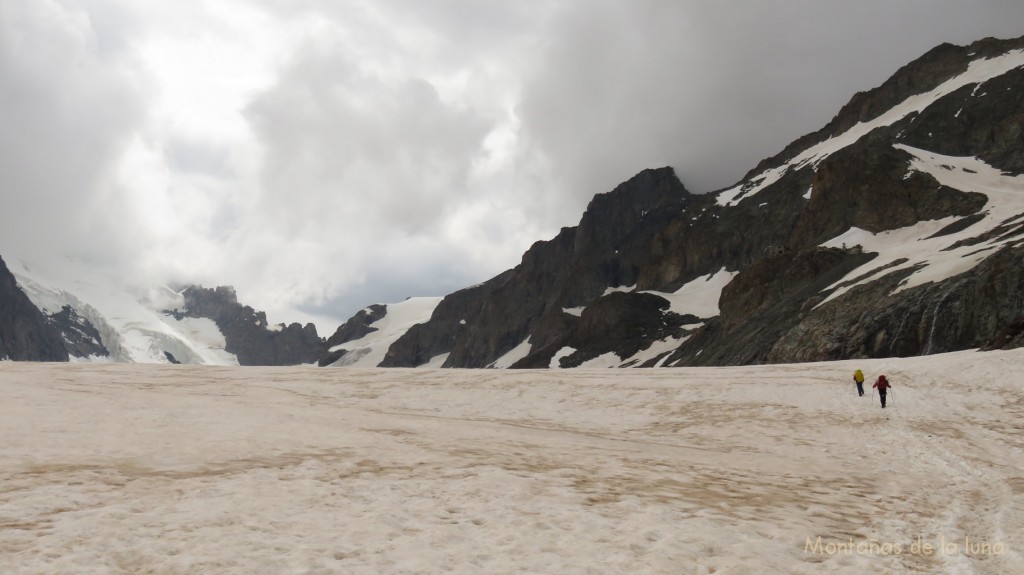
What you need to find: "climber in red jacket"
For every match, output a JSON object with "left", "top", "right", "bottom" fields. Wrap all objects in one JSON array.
[{"left": 873, "top": 375, "right": 891, "bottom": 408}]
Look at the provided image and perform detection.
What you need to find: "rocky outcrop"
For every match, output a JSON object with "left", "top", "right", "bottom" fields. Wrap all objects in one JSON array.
[
  {"left": 521, "top": 292, "right": 696, "bottom": 368},
  {"left": 319, "top": 304, "right": 386, "bottom": 366},
  {"left": 46, "top": 305, "right": 109, "bottom": 359},
  {"left": 0, "top": 255, "right": 69, "bottom": 362},
  {"left": 175, "top": 285, "right": 324, "bottom": 366},
  {"left": 664, "top": 248, "right": 879, "bottom": 366}
]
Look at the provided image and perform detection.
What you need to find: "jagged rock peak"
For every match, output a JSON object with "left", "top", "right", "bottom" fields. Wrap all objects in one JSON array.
[
  {"left": 324, "top": 304, "right": 386, "bottom": 348},
  {"left": 174, "top": 284, "right": 324, "bottom": 366},
  {"left": 377, "top": 165, "right": 692, "bottom": 368}
]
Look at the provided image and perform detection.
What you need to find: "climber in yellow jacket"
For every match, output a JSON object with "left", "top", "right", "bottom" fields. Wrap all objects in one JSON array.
[{"left": 853, "top": 369, "right": 865, "bottom": 397}]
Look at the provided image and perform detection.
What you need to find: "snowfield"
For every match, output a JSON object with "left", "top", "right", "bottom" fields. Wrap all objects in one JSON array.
[{"left": 2, "top": 350, "right": 1023, "bottom": 574}]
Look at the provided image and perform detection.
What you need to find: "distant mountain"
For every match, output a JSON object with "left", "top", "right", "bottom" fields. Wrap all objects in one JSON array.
[
  {"left": 0, "top": 257, "right": 323, "bottom": 365},
  {"left": 322, "top": 34, "right": 1024, "bottom": 368},
  {"left": 0, "top": 255, "right": 68, "bottom": 362},
  {"left": 170, "top": 285, "right": 323, "bottom": 366},
  {"left": 317, "top": 298, "right": 444, "bottom": 367}
]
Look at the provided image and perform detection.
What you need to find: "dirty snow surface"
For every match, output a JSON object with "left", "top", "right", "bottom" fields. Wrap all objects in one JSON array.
[{"left": 2, "top": 350, "right": 1023, "bottom": 574}]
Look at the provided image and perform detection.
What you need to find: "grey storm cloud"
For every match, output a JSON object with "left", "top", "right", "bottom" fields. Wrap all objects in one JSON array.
[
  {"left": 2, "top": 0, "right": 1023, "bottom": 328},
  {"left": 517, "top": 0, "right": 1024, "bottom": 200},
  {"left": 0, "top": 0, "right": 148, "bottom": 262},
  {"left": 244, "top": 45, "right": 492, "bottom": 237}
]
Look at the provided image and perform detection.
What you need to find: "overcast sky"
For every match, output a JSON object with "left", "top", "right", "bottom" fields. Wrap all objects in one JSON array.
[{"left": 2, "top": 0, "right": 1023, "bottom": 331}]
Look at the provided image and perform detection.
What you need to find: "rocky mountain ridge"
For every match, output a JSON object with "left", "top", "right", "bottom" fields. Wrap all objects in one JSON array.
[
  {"left": 169, "top": 285, "right": 324, "bottom": 366},
  {"left": 323, "top": 34, "right": 1024, "bottom": 368}
]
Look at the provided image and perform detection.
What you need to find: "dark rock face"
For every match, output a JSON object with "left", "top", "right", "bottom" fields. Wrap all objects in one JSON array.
[
  {"left": 325, "top": 304, "right": 386, "bottom": 347},
  {"left": 636, "top": 166, "right": 814, "bottom": 293},
  {"left": 666, "top": 248, "right": 878, "bottom": 366},
  {"left": 505, "top": 311, "right": 580, "bottom": 369},
  {"left": 789, "top": 142, "right": 988, "bottom": 247},
  {"left": 535, "top": 292, "right": 695, "bottom": 368},
  {"left": 176, "top": 285, "right": 324, "bottom": 366},
  {"left": 759, "top": 244, "right": 1024, "bottom": 362},
  {"left": 318, "top": 304, "right": 386, "bottom": 366},
  {"left": 983, "top": 316, "right": 1024, "bottom": 351},
  {"left": 47, "top": 305, "right": 109, "bottom": 358},
  {"left": 0, "top": 255, "right": 69, "bottom": 362},
  {"left": 380, "top": 280, "right": 500, "bottom": 367}
]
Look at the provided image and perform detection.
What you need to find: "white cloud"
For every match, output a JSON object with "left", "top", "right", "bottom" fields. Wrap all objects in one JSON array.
[{"left": 3, "top": 0, "right": 1024, "bottom": 331}]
